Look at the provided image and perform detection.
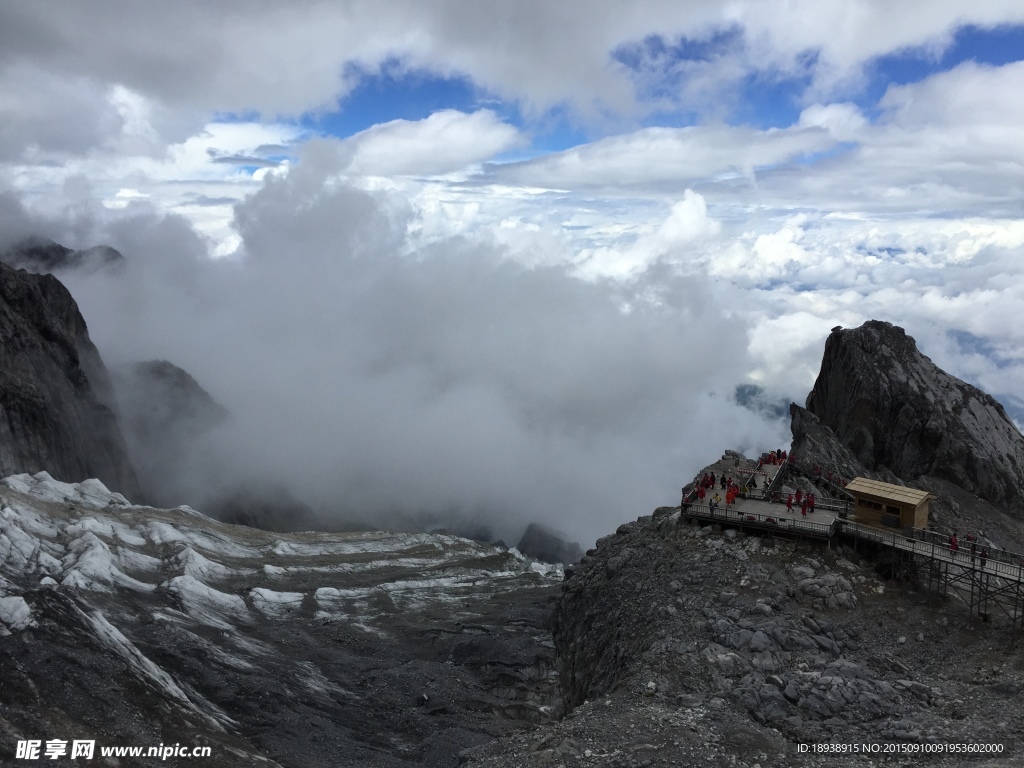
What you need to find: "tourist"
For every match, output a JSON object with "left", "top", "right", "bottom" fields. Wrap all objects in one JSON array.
[
  {"left": 949, "top": 532, "right": 959, "bottom": 557},
  {"left": 980, "top": 548, "right": 989, "bottom": 569},
  {"left": 786, "top": 494, "right": 793, "bottom": 512}
]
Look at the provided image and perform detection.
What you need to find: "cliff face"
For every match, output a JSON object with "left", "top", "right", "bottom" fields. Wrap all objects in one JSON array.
[
  {"left": 805, "top": 320, "right": 1024, "bottom": 514},
  {"left": 110, "top": 359, "right": 229, "bottom": 509},
  {"left": 0, "top": 261, "right": 140, "bottom": 499}
]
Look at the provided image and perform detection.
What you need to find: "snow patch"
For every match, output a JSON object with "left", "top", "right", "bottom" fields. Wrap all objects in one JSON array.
[
  {"left": 0, "top": 595, "right": 33, "bottom": 630},
  {"left": 250, "top": 588, "right": 304, "bottom": 617},
  {"left": 2, "top": 473, "right": 128, "bottom": 508},
  {"left": 61, "top": 532, "right": 155, "bottom": 592},
  {"left": 175, "top": 547, "right": 236, "bottom": 581},
  {"left": 166, "top": 575, "right": 248, "bottom": 629}
]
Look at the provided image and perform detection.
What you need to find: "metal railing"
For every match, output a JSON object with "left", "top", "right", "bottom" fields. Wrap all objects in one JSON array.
[
  {"left": 837, "top": 520, "right": 1024, "bottom": 581},
  {"left": 683, "top": 459, "right": 1024, "bottom": 581},
  {"left": 785, "top": 458, "right": 855, "bottom": 501},
  {"left": 684, "top": 502, "right": 835, "bottom": 538}
]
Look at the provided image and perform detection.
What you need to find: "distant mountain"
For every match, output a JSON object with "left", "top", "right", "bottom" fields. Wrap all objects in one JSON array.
[
  {"left": 517, "top": 522, "right": 583, "bottom": 564},
  {"left": 109, "top": 359, "right": 231, "bottom": 510},
  {"left": 1, "top": 236, "right": 125, "bottom": 274},
  {"left": 0, "top": 259, "right": 140, "bottom": 498},
  {"left": 734, "top": 383, "right": 789, "bottom": 420},
  {"left": 805, "top": 320, "right": 1024, "bottom": 514}
]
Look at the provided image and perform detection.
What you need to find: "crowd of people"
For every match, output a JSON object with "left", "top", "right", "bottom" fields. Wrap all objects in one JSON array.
[
  {"left": 785, "top": 489, "right": 816, "bottom": 516},
  {"left": 681, "top": 451, "right": 839, "bottom": 522},
  {"left": 758, "top": 449, "right": 788, "bottom": 467}
]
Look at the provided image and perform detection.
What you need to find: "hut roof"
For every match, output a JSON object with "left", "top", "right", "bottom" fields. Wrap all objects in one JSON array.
[{"left": 845, "top": 477, "right": 933, "bottom": 506}]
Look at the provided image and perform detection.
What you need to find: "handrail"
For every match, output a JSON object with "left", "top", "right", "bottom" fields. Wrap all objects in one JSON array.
[
  {"left": 837, "top": 520, "right": 1024, "bottom": 581},
  {"left": 682, "top": 497, "right": 1024, "bottom": 583},
  {"left": 684, "top": 503, "right": 835, "bottom": 537},
  {"left": 785, "top": 458, "right": 855, "bottom": 500}
]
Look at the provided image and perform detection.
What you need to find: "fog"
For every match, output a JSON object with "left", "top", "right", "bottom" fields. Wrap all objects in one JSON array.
[{"left": 1, "top": 150, "right": 788, "bottom": 548}]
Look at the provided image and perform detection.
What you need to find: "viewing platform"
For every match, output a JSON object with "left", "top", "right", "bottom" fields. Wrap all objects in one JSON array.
[{"left": 682, "top": 456, "right": 1024, "bottom": 628}]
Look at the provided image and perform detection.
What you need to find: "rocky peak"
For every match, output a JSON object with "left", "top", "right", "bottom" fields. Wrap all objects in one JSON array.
[
  {"left": 805, "top": 320, "right": 1024, "bottom": 513},
  {"left": 0, "top": 260, "right": 140, "bottom": 499}
]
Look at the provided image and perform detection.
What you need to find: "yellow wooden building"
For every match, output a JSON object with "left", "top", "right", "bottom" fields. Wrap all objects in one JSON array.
[{"left": 845, "top": 477, "right": 933, "bottom": 530}]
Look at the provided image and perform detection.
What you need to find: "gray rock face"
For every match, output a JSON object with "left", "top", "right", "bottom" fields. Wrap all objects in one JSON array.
[
  {"left": 517, "top": 522, "right": 583, "bottom": 564},
  {"left": 805, "top": 320, "right": 1024, "bottom": 513},
  {"left": 0, "top": 261, "right": 140, "bottom": 499}
]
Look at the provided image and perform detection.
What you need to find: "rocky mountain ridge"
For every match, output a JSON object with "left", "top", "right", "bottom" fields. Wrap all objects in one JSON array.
[
  {"left": 0, "top": 260, "right": 140, "bottom": 499},
  {"left": 1, "top": 237, "right": 124, "bottom": 275},
  {"left": 461, "top": 321, "right": 1024, "bottom": 767},
  {"left": 806, "top": 321, "right": 1024, "bottom": 515}
]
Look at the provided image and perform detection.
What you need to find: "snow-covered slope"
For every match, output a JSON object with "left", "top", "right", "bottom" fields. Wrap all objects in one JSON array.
[{"left": 0, "top": 472, "right": 562, "bottom": 767}]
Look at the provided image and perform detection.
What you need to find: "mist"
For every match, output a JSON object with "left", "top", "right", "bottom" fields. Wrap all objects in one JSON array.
[{"left": 2, "top": 149, "right": 788, "bottom": 548}]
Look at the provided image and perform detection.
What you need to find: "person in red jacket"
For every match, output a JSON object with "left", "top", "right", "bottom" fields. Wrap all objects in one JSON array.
[{"left": 786, "top": 494, "right": 793, "bottom": 512}]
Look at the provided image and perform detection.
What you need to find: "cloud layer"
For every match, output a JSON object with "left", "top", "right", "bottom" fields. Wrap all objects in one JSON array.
[
  {"left": 2, "top": 3, "right": 1023, "bottom": 544},
  {"left": 15, "top": 146, "right": 781, "bottom": 545}
]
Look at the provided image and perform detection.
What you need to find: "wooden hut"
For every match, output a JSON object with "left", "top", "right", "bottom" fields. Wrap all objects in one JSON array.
[{"left": 845, "top": 477, "right": 933, "bottom": 530}]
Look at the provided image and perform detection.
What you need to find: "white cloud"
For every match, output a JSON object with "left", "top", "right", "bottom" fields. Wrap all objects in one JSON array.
[
  {"left": 3, "top": 2, "right": 1024, "bottom": 543},
  {"left": 798, "top": 103, "right": 866, "bottom": 141},
  {"left": 30, "top": 161, "right": 785, "bottom": 546},
  {"left": 4, "top": 1, "right": 1024, "bottom": 149},
  {"left": 494, "top": 123, "right": 836, "bottom": 190},
  {"left": 342, "top": 110, "right": 523, "bottom": 177}
]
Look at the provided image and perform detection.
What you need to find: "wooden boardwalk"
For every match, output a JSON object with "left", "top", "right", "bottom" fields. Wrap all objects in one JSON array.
[{"left": 682, "top": 500, "right": 1024, "bottom": 627}]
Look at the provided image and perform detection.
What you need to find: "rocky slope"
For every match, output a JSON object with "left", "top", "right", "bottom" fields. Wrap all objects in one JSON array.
[
  {"left": 467, "top": 503, "right": 1024, "bottom": 767},
  {"left": 0, "top": 472, "right": 562, "bottom": 767},
  {"left": 462, "top": 323, "right": 1024, "bottom": 767},
  {"left": 0, "top": 260, "right": 140, "bottom": 499},
  {"left": 805, "top": 321, "right": 1024, "bottom": 514}
]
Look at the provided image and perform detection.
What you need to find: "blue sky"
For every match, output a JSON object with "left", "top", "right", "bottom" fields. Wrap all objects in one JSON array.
[{"left": 297, "top": 22, "right": 1024, "bottom": 147}]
